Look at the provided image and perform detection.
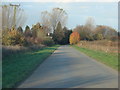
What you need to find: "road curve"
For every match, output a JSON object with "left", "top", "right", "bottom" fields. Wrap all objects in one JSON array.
[{"left": 18, "top": 45, "right": 118, "bottom": 88}]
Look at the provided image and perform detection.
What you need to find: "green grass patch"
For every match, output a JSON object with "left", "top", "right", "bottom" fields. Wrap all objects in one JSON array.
[
  {"left": 2, "top": 45, "right": 60, "bottom": 88},
  {"left": 72, "top": 45, "right": 118, "bottom": 71}
]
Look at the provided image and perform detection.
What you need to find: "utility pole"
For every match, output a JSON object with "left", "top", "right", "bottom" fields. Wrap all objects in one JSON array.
[{"left": 10, "top": 4, "right": 20, "bottom": 28}]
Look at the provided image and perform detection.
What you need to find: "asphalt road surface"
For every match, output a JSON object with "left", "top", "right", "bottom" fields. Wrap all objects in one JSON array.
[{"left": 18, "top": 45, "right": 118, "bottom": 88}]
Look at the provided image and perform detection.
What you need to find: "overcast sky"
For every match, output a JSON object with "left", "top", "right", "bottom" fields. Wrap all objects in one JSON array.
[{"left": 2, "top": 1, "right": 118, "bottom": 30}]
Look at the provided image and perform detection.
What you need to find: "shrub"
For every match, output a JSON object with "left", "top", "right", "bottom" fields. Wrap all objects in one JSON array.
[
  {"left": 2, "top": 28, "right": 25, "bottom": 46},
  {"left": 69, "top": 32, "right": 80, "bottom": 45},
  {"left": 42, "top": 37, "right": 55, "bottom": 46},
  {"left": 31, "top": 23, "right": 47, "bottom": 45},
  {"left": 110, "top": 36, "right": 118, "bottom": 41},
  {"left": 93, "top": 33, "right": 103, "bottom": 40}
]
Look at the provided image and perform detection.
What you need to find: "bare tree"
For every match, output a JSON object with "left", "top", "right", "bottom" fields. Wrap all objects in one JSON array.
[
  {"left": 84, "top": 17, "right": 96, "bottom": 40},
  {"left": 40, "top": 8, "right": 68, "bottom": 33},
  {"left": 94, "top": 25, "right": 117, "bottom": 39},
  {"left": 73, "top": 17, "right": 96, "bottom": 40},
  {"left": 85, "top": 17, "right": 96, "bottom": 31},
  {"left": 2, "top": 4, "right": 26, "bottom": 30},
  {"left": 50, "top": 8, "right": 67, "bottom": 31},
  {"left": 40, "top": 11, "right": 51, "bottom": 33}
]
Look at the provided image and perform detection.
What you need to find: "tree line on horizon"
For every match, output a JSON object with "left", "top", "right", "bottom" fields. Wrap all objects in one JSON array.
[
  {"left": 1, "top": 4, "right": 119, "bottom": 47},
  {"left": 73, "top": 17, "right": 118, "bottom": 41}
]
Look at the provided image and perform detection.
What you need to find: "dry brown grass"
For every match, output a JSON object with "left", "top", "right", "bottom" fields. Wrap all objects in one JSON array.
[
  {"left": 77, "top": 40, "right": 119, "bottom": 54},
  {"left": 2, "top": 45, "right": 45, "bottom": 58}
]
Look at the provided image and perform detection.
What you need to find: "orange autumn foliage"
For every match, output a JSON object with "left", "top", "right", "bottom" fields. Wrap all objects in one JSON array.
[{"left": 69, "top": 32, "right": 80, "bottom": 45}]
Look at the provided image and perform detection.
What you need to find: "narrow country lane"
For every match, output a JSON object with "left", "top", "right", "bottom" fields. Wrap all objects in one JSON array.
[{"left": 18, "top": 45, "right": 118, "bottom": 88}]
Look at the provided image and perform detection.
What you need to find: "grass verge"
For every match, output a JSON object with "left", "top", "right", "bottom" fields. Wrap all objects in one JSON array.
[
  {"left": 2, "top": 45, "right": 60, "bottom": 88},
  {"left": 72, "top": 45, "right": 118, "bottom": 71}
]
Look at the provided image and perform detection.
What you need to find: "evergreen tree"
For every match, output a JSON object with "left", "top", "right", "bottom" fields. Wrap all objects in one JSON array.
[
  {"left": 52, "top": 22, "right": 64, "bottom": 44},
  {"left": 17, "top": 26, "right": 23, "bottom": 34},
  {"left": 61, "top": 27, "right": 72, "bottom": 44},
  {"left": 24, "top": 25, "right": 31, "bottom": 37}
]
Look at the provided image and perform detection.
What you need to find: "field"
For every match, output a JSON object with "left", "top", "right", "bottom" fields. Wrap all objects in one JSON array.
[
  {"left": 72, "top": 40, "right": 119, "bottom": 71},
  {"left": 77, "top": 40, "right": 119, "bottom": 54},
  {"left": 2, "top": 45, "right": 59, "bottom": 88}
]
